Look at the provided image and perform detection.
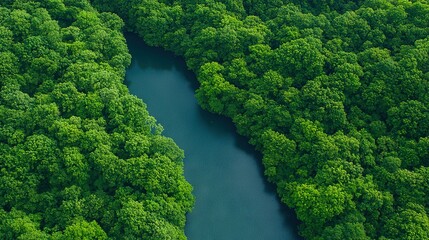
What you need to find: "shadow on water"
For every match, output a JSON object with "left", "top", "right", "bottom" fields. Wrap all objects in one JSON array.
[
  {"left": 125, "top": 32, "right": 302, "bottom": 240},
  {"left": 229, "top": 118, "right": 302, "bottom": 236},
  {"left": 124, "top": 33, "right": 196, "bottom": 82},
  {"left": 197, "top": 105, "right": 302, "bottom": 237}
]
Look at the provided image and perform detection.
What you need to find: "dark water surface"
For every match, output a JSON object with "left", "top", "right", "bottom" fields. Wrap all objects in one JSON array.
[{"left": 125, "top": 33, "right": 301, "bottom": 240}]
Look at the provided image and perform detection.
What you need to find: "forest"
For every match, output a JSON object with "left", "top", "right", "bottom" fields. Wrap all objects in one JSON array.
[
  {"left": 0, "top": 0, "right": 193, "bottom": 239},
  {"left": 2, "top": 0, "right": 429, "bottom": 239},
  {"left": 92, "top": 0, "right": 429, "bottom": 239}
]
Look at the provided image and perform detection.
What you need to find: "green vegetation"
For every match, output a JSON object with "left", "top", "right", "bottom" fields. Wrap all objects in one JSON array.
[
  {"left": 3, "top": 0, "right": 429, "bottom": 239},
  {"left": 92, "top": 0, "right": 429, "bottom": 239},
  {"left": 0, "top": 0, "right": 193, "bottom": 239}
]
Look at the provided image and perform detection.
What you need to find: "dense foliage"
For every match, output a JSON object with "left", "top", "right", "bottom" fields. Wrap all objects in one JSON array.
[
  {"left": 0, "top": 0, "right": 193, "bottom": 239},
  {"left": 92, "top": 0, "right": 429, "bottom": 239}
]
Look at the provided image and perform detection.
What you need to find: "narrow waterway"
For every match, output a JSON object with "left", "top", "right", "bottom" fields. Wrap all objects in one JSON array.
[{"left": 125, "top": 33, "right": 301, "bottom": 240}]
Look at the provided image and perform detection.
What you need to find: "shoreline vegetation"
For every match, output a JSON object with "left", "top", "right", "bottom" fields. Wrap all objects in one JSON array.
[
  {"left": 94, "top": 0, "right": 429, "bottom": 239},
  {"left": 0, "top": 1, "right": 193, "bottom": 239},
  {"left": 1, "top": 0, "right": 429, "bottom": 239}
]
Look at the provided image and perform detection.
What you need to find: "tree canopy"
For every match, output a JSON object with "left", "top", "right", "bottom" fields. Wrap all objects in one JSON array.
[
  {"left": 3, "top": 0, "right": 429, "bottom": 239},
  {"left": 0, "top": 0, "right": 193, "bottom": 239},
  {"left": 91, "top": 0, "right": 429, "bottom": 239}
]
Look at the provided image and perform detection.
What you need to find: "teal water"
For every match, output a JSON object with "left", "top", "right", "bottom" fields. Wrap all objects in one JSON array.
[{"left": 125, "top": 33, "right": 301, "bottom": 240}]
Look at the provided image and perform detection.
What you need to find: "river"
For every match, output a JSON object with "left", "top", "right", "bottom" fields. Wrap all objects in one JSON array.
[{"left": 125, "top": 33, "right": 301, "bottom": 240}]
